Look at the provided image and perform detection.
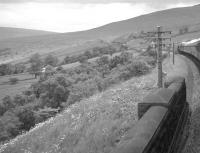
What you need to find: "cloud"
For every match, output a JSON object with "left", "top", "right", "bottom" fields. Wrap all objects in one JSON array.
[
  {"left": 0, "top": 0, "right": 199, "bottom": 10},
  {"left": 0, "top": 0, "right": 199, "bottom": 4},
  {"left": 0, "top": 2, "right": 153, "bottom": 32},
  {"left": 0, "top": 0, "right": 199, "bottom": 32}
]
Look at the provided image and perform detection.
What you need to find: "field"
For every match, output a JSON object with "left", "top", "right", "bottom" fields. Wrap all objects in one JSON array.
[
  {"left": 0, "top": 47, "right": 140, "bottom": 104},
  {"left": 0, "top": 39, "right": 110, "bottom": 65},
  {"left": 0, "top": 73, "right": 37, "bottom": 100}
]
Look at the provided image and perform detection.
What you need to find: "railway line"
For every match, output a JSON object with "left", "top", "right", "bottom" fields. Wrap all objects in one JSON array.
[
  {"left": 109, "top": 41, "right": 200, "bottom": 153},
  {"left": 178, "top": 45, "right": 200, "bottom": 153},
  {"left": 178, "top": 49, "right": 200, "bottom": 73}
]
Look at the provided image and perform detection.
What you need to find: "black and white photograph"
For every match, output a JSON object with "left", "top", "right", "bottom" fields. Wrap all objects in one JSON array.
[{"left": 0, "top": 0, "right": 200, "bottom": 152}]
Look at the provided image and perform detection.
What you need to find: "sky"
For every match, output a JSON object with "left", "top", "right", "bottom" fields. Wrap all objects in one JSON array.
[{"left": 0, "top": 0, "right": 199, "bottom": 32}]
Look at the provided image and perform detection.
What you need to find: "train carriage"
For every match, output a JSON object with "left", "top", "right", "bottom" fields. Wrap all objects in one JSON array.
[{"left": 180, "top": 38, "right": 200, "bottom": 60}]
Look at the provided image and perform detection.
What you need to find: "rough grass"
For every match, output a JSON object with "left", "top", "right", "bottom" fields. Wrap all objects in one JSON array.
[
  {"left": 0, "top": 70, "right": 158, "bottom": 153},
  {"left": 0, "top": 55, "right": 188, "bottom": 153}
]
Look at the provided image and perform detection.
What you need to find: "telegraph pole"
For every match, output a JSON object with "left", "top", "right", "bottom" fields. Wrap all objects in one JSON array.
[
  {"left": 147, "top": 26, "right": 172, "bottom": 88},
  {"left": 157, "top": 26, "right": 163, "bottom": 88},
  {"left": 172, "top": 42, "right": 175, "bottom": 64}
]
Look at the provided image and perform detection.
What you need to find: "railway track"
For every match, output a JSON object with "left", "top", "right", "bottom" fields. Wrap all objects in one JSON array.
[
  {"left": 178, "top": 48, "right": 200, "bottom": 153},
  {"left": 178, "top": 49, "right": 200, "bottom": 73}
]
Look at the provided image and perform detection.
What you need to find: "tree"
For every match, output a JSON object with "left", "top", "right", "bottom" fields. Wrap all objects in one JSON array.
[
  {"left": 0, "top": 111, "right": 21, "bottom": 141},
  {"left": 78, "top": 55, "right": 88, "bottom": 63},
  {"left": 0, "top": 64, "right": 13, "bottom": 76},
  {"left": 92, "top": 47, "right": 101, "bottom": 56},
  {"left": 14, "top": 63, "right": 26, "bottom": 74},
  {"left": 44, "top": 54, "right": 58, "bottom": 67},
  {"left": 0, "top": 96, "right": 15, "bottom": 116},
  {"left": 84, "top": 50, "right": 92, "bottom": 59},
  {"left": 67, "top": 79, "right": 98, "bottom": 105},
  {"left": 96, "top": 56, "right": 110, "bottom": 78},
  {"left": 96, "top": 55, "right": 109, "bottom": 66},
  {"left": 44, "top": 65, "right": 56, "bottom": 78},
  {"left": 31, "top": 82, "right": 42, "bottom": 98},
  {"left": 56, "top": 75, "right": 72, "bottom": 87},
  {"left": 13, "top": 94, "right": 26, "bottom": 106},
  {"left": 109, "top": 56, "right": 121, "bottom": 69},
  {"left": 14, "top": 105, "right": 35, "bottom": 131},
  {"left": 53, "top": 85, "right": 68, "bottom": 108},
  {"left": 29, "top": 53, "right": 43, "bottom": 78},
  {"left": 64, "top": 56, "right": 71, "bottom": 64},
  {"left": 120, "top": 52, "right": 132, "bottom": 63},
  {"left": 36, "top": 77, "right": 69, "bottom": 108}
]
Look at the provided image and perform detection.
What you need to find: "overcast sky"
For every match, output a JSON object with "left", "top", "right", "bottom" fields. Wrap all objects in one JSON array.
[{"left": 0, "top": 0, "right": 199, "bottom": 32}]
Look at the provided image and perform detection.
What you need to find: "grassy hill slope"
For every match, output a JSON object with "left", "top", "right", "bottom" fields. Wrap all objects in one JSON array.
[
  {"left": 0, "top": 55, "right": 189, "bottom": 153},
  {"left": 0, "top": 4, "right": 200, "bottom": 63},
  {"left": 0, "top": 27, "right": 55, "bottom": 41}
]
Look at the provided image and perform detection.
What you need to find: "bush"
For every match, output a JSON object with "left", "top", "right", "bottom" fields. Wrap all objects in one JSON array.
[
  {"left": 142, "top": 46, "right": 157, "bottom": 59},
  {"left": 118, "top": 60, "right": 150, "bottom": 80},
  {"left": 109, "top": 52, "right": 132, "bottom": 69},
  {"left": 0, "top": 111, "right": 21, "bottom": 141},
  {"left": 67, "top": 79, "right": 99, "bottom": 105},
  {"left": 128, "top": 60, "right": 150, "bottom": 76},
  {"left": 9, "top": 77, "right": 19, "bottom": 85},
  {"left": 0, "top": 63, "right": 14, "bottom": 76},
  {"left": 29, "top": 53, "right": 43, "bottom": 78},
  {"left": 44, "top": 54, "right": 58, "bottom": 67},
  {"left": 13, "top": 94, "right": 26, "bottom": 106},
  {"left": 34, "top": 107, "right": 59, "bottom": 123},
  {"left": 139, "top": 56, "right": 156, "bottom": 66},
  {"left": 0, "top": 96, "right": 14, "bottom": 116},
  {"left": 14, "top": 105, "right": 36, "bottom": 131}
]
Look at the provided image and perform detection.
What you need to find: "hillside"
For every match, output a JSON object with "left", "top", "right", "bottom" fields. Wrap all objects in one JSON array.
[
  {"left": 0, "top": 55, "right": 189, "bottom": 153},
  {"left": 1, "top": 4, "right": 200, "bottom": 63},
  {"left": 1, "top": 3, "right": 200, "bottom": 152},
  {"left": 0, "top": 27, "right": 55, "bottom": 41}
]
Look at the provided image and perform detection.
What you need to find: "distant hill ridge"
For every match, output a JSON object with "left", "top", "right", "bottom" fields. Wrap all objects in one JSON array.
[
  {"left": 0, "top": 27, "right": 56, "bottom": 41},
  {"left": 1, "top": 4, "right": 200, "bottom": 41},
  {"left": 0, "top": 4, "right": 200, "bottom": 63}
]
